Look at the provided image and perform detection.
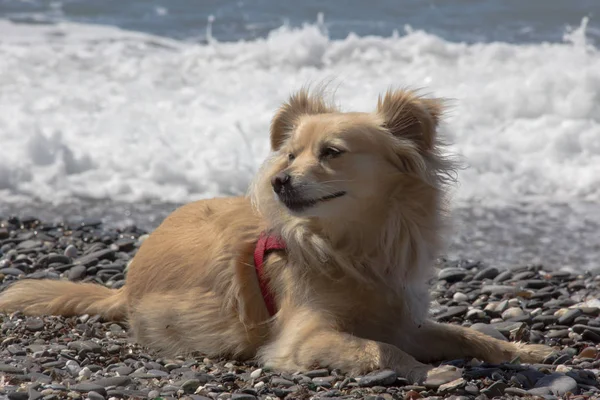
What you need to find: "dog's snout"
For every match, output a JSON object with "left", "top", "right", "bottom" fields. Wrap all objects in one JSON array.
[{"left": 271, "top": 172, "right": 291, "bottom": 194}]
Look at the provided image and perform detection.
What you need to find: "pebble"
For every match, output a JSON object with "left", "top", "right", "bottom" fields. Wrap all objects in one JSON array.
[
  {"left": 473, "top": 266, "right": 499, "bottom": 281},
  {"left": 25, "top": 318, "right": 45, "bottom": 332},
  {"left": 358, "top": 370, "right": 398, "bottom": 387},
  {"left": 0, "top": 219, "right": 599, "bottom": 400},
  {"left": 64, "top": 244, "right": 79, "bottom": 258},
  {"left": 68, "top": 265, "right": 87, "bottom": 281},
  {"left": 435, "top": 306, "right": 468, "bottom": 321},
  {"left": 558, "top": 308, "right": 583, "bottom": 325},
  {"left": 532, "top": 373, "right": 578, "bottom": 397},
  {"left": 250, "top": 368, "right": 263, "bottom": 379},
  {"left": 502, "top": 307, "right": 525, "bottom": 320},
  {"left": 481, "top": 381, "right": 508, "bottom": 397},
  {"left": 470, "top": 323, "right": 508, "bottom": 341},
  {"left": 71, "top": 383, "right": 107, "bottom": 397},
  {"left": 438, "top": 268, "right": 467, "bottom": 283},
  {"left": 452, "top": 292, "right": 468, "bottom": 302}
]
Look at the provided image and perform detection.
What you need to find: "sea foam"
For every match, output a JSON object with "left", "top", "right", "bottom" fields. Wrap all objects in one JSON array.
[{"left": 0, "top": 17, "right": 598, "bottom": 207}]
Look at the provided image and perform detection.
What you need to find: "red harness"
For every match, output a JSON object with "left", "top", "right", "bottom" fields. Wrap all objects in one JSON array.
[{"left": 253, "top": 231, "right": 286, "bottom": 317}]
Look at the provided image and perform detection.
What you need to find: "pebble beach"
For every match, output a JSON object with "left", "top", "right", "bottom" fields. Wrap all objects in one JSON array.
[{"left": 0, "top": 216, "right": 599, "bottom": 400}]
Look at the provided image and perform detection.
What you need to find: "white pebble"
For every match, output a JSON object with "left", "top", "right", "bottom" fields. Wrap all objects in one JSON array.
[
  {"left": 65, "top": 360, "right": 81, "bottom": 375},
  {"left": 466, "top": 309, "right": 485, "bottom": 320},
  {"left": 453, "top": 292, "right": 468, "bottom": 302},
  {"left": 254, "top": 381, "right": 265, "bottom": 389},
  {"left": 147, "top": 390, "right": 159, "bottom": 398},
  {"left": 501, "top": 307, "right": 524, "bottom": 320},
  {"left": 531, "top": 307, "right": 543, "bottom": 317},
  {"left": 555, "top": 365, "right": 572, "bottom": 373},
  {"left": 508, "top": 298, "right": 520, "bottom": 307},
  {"left": 250, "top": 368, "right": 263, "bottom": 379},
  {"left": 78, "top": 367, "right": 92, "bottom": 378}
]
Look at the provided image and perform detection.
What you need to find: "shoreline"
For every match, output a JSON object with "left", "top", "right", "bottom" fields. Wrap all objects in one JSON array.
[
  {"left": 1, "top": 198, "right": 598, "bottom": 271},
  {"left": 0, "top": 215, "right": 599, "bottom": 399}
]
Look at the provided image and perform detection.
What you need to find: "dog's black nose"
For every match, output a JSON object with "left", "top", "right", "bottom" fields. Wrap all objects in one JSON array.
[{"left": 271, "top": 172, "right": 291, "bottom": 194}]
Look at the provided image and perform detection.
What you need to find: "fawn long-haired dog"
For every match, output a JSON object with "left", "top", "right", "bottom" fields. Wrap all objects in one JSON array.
[{"left": 0, "top": 88, "right": 552, "bottom": 383}]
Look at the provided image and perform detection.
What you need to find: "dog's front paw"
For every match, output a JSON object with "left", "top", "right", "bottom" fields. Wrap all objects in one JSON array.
[
  {"left": 407, "top": 364, "right": 463, "bottom": 387},
  {"left": 514, "top": 343, "right": 555, "bottom": 364}
]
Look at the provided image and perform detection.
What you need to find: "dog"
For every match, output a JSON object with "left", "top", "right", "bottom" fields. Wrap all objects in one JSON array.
[{"left": 0, "top": 87, "right": 553, "bottom": 384}]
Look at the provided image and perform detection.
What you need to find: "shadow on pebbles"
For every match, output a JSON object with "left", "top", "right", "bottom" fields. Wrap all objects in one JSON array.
[{"left": 0, "top": 217, "right": 599, "bottom": 400}]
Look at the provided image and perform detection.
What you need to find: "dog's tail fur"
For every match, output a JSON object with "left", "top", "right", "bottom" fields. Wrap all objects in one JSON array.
[{"left": 0, "top": 279, "right": 127, "bottom": 320}]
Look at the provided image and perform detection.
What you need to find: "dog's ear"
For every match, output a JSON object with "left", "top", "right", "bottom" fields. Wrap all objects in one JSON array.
[
  {"left": 376, "top": 89, "right": 444, "bottom": 151},
  {"left": 270, "top": 89, "right": 335, "bottom": 151}
]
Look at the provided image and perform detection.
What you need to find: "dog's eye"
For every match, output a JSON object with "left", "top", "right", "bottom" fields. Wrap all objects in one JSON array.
[
  {"left": 288, "top": 153, "right": 296, "bottom": 162},
  {"left": 320, "top": 147, "right": 344, "bottom": 159}
]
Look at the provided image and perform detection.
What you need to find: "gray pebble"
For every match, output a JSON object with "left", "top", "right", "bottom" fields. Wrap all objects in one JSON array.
[
  {"left": 231, "top": 394, "right": 257, "bottom": 400},
  {"left": 92, "top": 376, "right": 132, "bottom": 388},
  {"left": 533, "top": 373, "right": 578, "bottom": 396},
  {"left": 71, "top": 383, "right": 107, "bottom": 396},
  {"left": 87, "top": 392, "right": 105, "bottom": 400},
  {"left": 558, "top": 309, "right": 583, "bottom": 325},
  {"left": 181, "top": 379, "right": 201, "bottom": 394},
  {"left": 25, "top": 318, "right": 45, "bottom": 332},
  {"left": 64, "top": 245, "right": 78, "bottom": 258},
  {"left": 358, "top": 370, "right": 397, "bottom": 387},
  {"left": 473, "top": 266, "right": 499, "bottom": 281},
  {"left": 470, "top": 323, "right": 508, "bottom": 341},
  {"left": 68, "top": 265, "right": 87, "bottom": 281},
  {"left": 0, "top": 363, "right": 25, "bottom": 374},
  {"left": 271, "top": 377, "right": 294, "bottom": 387}
]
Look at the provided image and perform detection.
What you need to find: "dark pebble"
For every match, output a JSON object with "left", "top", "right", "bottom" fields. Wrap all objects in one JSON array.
[
  {"left": 438, "top": 268, "right": 468, "bottom": 283},
  {"left": 473, "top": 266, "right": 499, "bottom": 280},
  {"left": 481, "top": 285, "right": 517, "bottom": 295},
  {"left": 493, "top": 270, "right": 513, "bottom": 283},
  {"left": 435, "top": 306, "right": 468, "bottom": 321},
  {"left": 87, "top": 392, "right": 105, "bottom": 400},
  {"left": 481, "top": 381, "right": 508, "bottom": 397},
  {"left": 582, "top": 329, "right": 600, "bottom": 342},
  {"left": 93, "top": 376, "right": 132, "bottom": 387},
  {"left": 231, "top": 394, "right": 257, "bottom": 400},
  {"left": 74, "top": 249, "right": 115, "bottom": 267},
  {"left": 358, "top": 370, "right": 397, "bottom": 387},
  {"left": 558, "top": 309, "right": 583, "bottom": 325},
  {"left": 533, "top": 315, "right": 558, "bottom": 325},
  {"left": 71, "top": 383, "right": 107, "bottom": 396},
  {"left": 68, "top": 265, "right": 87, "bottom": 281},
  {"left": 547, "top": 329, "right": 570, "bottom": 339},
  {"left": 304, "top": 368, "right": 330, "bottom": 378},
  {"left": 7, "top": 392, "right": 28, "bottom": 400}
]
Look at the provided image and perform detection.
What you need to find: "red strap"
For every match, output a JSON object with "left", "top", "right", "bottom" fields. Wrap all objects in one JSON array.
[{"left": 253, "top": 231, "right": 286, "bottom": 317}]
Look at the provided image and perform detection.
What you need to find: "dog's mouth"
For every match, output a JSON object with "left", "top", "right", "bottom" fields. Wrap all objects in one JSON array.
[{"left": 280, "top": 191, "right": 347, "bottom": 212}]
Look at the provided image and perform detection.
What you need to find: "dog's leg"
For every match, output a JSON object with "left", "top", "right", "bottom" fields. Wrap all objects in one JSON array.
[
  {"left": 258, "top": 309, "right": 458, "bottom": 383},
  {"left": 402, "top": 320, "right": 553, "bottom": 364}
]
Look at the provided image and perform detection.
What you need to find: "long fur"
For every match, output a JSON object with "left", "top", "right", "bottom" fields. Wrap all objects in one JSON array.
[{"left": 0, "top": 87, "right": 553, "bottom": 383}]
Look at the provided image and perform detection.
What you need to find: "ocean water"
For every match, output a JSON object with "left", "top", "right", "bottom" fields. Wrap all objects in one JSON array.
[{"left": 0, "top": 0, "right": 599, "bottom": 270}]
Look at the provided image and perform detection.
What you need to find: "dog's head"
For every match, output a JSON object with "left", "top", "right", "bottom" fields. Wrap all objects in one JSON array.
[{"left": 251, "top": 88, "right": 453, "bottom": 225}]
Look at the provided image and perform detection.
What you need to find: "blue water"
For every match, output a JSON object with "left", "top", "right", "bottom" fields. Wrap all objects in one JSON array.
[
  {"left": 1, "top": 0, "right": 599, "bottom": 44},
  {"left": 0, "top": 0, "right": 599, "bottom": 271}
]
